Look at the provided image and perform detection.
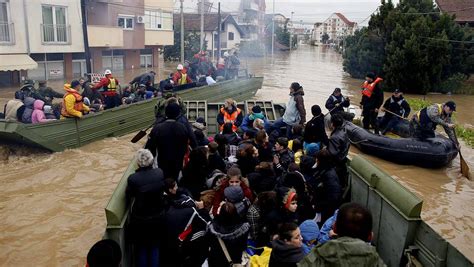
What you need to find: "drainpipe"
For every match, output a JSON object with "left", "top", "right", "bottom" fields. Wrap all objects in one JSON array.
[{"left": 22, "top": 0, "right": 31, "bottom": 82}]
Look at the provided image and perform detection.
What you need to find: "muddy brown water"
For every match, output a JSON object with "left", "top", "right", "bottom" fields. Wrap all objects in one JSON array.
[{"left": 0, "top": 45, "right": 473, "bottom": 265}]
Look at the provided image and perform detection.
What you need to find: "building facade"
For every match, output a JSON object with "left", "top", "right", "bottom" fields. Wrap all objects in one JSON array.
[
  {"left": 0, "top": 0, "right": 174, "bottom": 87},
  {"left": 311, "top": 13, "right": 357, "bottom": 45}
]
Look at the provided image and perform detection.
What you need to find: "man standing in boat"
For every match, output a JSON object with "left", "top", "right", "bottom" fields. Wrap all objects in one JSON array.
[
  {"left": 173, "top": 64, "right": 192, "bottom": 85},
  {"left": 93, "top": 70, "right": 121, "bottom": 109},
  {"left": 379, "top": 89, "right": 411, "bottom": 135},
  {"left": 360, "top": 72, "right": 384, "bottom": 134},
  {"left": 410, "top": 101, "right": 457, "bottom": 145}
]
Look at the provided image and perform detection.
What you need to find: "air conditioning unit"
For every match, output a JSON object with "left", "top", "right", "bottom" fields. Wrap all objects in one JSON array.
[{"left": 136, "top": 15, "right": 145, "bottom": 24}]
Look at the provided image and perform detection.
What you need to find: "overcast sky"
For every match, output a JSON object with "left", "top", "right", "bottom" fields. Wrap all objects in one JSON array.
[{"left": 181, "top": 0, "right": 400, "bottom": 26}]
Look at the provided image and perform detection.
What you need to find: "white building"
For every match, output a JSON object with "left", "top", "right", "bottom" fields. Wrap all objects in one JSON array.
[{"left": 311, "top": 13, "right": 357, "bottom": 45}]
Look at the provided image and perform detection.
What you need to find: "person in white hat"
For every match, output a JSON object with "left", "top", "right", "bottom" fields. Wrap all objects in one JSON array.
[
  {"left": 92, "top": 69, "right": 121, "bottom": 109},
  {"left": 172, "top": 64, "right": 192, "bottom": 85}
]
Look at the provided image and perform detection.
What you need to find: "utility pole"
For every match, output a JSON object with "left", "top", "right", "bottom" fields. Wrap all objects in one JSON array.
[
  {"left": 200, "top": 0, "right": 204, "bottom": 51},
  {"left": 271, "top": 0, "right": 275, "bottom": 56},
  {"left": 217, "top": 2, "right": 221, "bottom": 62},
  {"left": 180, "top": 0, "right": 185, "bottom": 63},
  {"left": 81, "top": 0, "right": 92, "bottom": 75}
]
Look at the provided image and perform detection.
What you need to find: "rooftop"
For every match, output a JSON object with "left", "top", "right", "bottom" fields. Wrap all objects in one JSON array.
[{"left": 436, "top": 0, "right": 474, "bottom": 22}]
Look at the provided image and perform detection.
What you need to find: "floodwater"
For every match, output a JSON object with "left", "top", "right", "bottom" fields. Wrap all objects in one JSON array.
[{"left": 0, "top": 45, "right": 473, "bottom": 266}]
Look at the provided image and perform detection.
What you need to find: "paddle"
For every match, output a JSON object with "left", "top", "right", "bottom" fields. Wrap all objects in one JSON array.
[
  {"left": 380, "top": 108, "right": 409, "bottom": 121},
  {"left": 453, "top": 128, "right": 471, "bottom": 180},
  {"left": 131, "top": 123, "right": 154, "bottom": 143}
]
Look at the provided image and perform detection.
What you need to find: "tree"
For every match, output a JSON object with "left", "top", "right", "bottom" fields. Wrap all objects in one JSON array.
[
  {"left": 163, "top": 27, "right": 206, "bottom": 61},
  {"left": 342, "top": 0, "right": 473, "bottom": 94}
]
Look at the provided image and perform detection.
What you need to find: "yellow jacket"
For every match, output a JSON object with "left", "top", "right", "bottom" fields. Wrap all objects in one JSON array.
[{"left": 60, "top": 85, "right": 90, "bottom": 119}]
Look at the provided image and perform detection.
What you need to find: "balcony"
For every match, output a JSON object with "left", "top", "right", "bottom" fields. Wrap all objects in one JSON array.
[
  {"left": 0, "top": 22, "right": 15, "bottom": 45},
  {"left": 41, "top": 24, "right": 71, "bottom": 45},
  {"left": 145, "top": 29, "right": 173, "bottom": 46},
  {"left": 87, "top": 25, "right": 123, "bottom": 47}
]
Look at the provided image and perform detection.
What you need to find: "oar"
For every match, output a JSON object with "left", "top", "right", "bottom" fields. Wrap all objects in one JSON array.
[
  {"left": 131, "top": 123, "right": 154, "bottom": 143},
  {"left": 380, "top": 108, "right": 409, "bottom": 121},
  {"left": 453, "top": 128, "right": 471, "bottom": 180},
  {"left": 324, "top": 106, "right": 338, "bottom": 117}
]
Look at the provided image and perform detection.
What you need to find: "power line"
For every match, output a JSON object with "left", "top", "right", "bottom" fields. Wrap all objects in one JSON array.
[{"left": 418, "top": 36, "right": 474, "bottom": 44}]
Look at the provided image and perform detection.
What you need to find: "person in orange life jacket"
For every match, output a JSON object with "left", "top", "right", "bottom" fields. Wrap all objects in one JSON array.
[
  {"left": 410, "top": 101, "right": 457, "bottom": 145},
  {"left": 93, "top": 69, "right": 121, "bottom": 109},
  {"left": 217, "top": 98, "right": 243, "bottom": 132},
  {"left": 60, "top": 80, "right": 90, "bottom": 119},
  {"left": 360, "top": 72, "right": 384, "bottom": 134},
  {"left": 172, "top": 64, "right": 192, "bottom": 85},
  {"left": 379, "top": 89, "right": 411, "bottom": 135},
  {"left": 325, "top": 87, "right": 350, "bottom": 115}
]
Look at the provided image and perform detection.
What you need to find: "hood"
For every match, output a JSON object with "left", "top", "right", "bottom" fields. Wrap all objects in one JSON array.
[
  {"left": 33, "top": 99, "right": 45, "bottom": 110},
  {"left": 23, "top": 97, "right": 36, "bottom": 108},
  {"left": 209, "top": 222, "right": 250, "bottom": 240},
  {"left": 316, "top": 237, "right": 380, "bottom": 262},
  {"left": 300, "top": 220, "right": 320, "bottom": 241},
  {"left": 192, "top": 122, "right": 206, "bottom": 131},
  {"left": 271, "top": 239, "right": 305, "bottom": 263}
]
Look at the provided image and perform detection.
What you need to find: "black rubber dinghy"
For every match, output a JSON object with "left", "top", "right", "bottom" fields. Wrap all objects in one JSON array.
[{"left": 344, "top": 122, "right": 458, "bottom": 168}]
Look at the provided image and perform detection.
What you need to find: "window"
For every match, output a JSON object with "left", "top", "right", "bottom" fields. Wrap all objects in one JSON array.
[
  {"left": 144, "top": 10, "right": 161, "bottom": 29},
  {"left": 228, "top": 32, "right": 234, "bottom": 41},
  {"left": 42, "top": 5, "right": 68, "bottom": 43},
  {"left": 0, "top": 1, "right": 13, "bottom": 43},
  {"left": 118, "top": 15, "right": 134, "bottom": 30}
]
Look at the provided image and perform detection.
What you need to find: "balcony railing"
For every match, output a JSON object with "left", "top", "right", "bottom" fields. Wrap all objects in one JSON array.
[
  {"left": 0, "top": 22, "right": 15, "bottom": 45},
  {"left": 41, "top": 24, "right": 71, "bottom": 44}
]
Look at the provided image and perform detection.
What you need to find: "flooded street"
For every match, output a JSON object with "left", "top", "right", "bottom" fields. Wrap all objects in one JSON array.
[{"left": 1, "top": 45, "right": 473, "bottom": 265}]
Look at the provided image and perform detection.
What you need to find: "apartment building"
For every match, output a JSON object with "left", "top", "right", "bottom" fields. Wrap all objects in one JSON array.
[
  {"left": 311, "top": 13, "right": 357, "bottom": 45},
  {"left": 0, "top": 0, "right": 84, "bottom": 86},
  {"left": 86, "top": 0, "right": 174, "bottom": 74},
  {"left": 0, "top": 0, "right": 174, "bottom": 87}
]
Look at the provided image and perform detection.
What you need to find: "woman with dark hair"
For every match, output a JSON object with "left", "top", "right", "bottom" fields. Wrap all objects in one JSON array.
[
  {"left": 247, "top": 162, "right": 277, "bottom": 194},
  {"left": 208, "top": 202, "right": 250, "bottom": 267},
  {"left": 179, "top": 146, "right": 210, "bottom": 199},
  {"left": 247, "top": 191, "right": 278, "bottom": 246},
  {"left": 236, "top": 143, "right": 259, "bottom": 177},
  {"left": 307, "top": 149, "right": 342, "bottom": 224},
  {"left": 212, "top": 167, "right": 254, "bottom": 216},
  {"left": 255, "top": 130, "right": 273, "bottom": 162},
  {"left": 269, "top": 223, "right": 304, "bottom": 267}
]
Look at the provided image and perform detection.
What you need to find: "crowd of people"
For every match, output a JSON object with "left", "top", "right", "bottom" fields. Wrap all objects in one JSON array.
[{"left": 83, "top": 81, "right": 391, "bottom": 267}]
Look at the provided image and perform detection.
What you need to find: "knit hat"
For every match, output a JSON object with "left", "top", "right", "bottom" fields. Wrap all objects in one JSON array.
[
  {"left": 290, "top": 82, "right": 302, "bottom": 91},
  {"left": 300, "top": 220, "right": 320, "bottom": 241},
  {"left": 86, "top": 239, "right": 121, "bottom": 267},
  {"left": 276, "top": 137, "right": 288, "bottom": 148},
  {"left": 165, "top": 102, "right": 181, "bottom": 119},
  {"left": 252, "top": 105, "right": 262, "bottom": 113},
  {"left": 136, "top": 148, "right": 154, "bottom": 167},
  {"left": 305, "top": 142, "right": 321, "bottom": 157},
  {"left": 224, "top": 186, "right": 244, "bottom": 203}
]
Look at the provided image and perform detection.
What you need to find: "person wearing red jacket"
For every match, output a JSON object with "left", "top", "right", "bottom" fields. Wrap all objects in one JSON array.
[
  {"left": 172, "top": 64, "right": 192, "bottom": 85},
  {"left": 93, "top": 69, "right": 121, "bottom": 109},
  {"left": 212, "top": 167, "right": 254, "bottom": 216}
]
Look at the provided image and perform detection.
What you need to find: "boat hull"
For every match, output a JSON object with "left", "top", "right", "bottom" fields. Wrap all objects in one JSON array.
[
  {"left": 0, "top": 77, "right": 263, "bottom": 152},
  {"left": 345, "top": 122, "right": 458, "bottom": 168}
]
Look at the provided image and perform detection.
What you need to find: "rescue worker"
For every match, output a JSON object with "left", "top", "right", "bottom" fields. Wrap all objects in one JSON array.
[
  {"left": 129, "top": 71, "right": 156, "bottom": 92},
  {"left": 325, "top": 88, "right": 350, "bottom": 115},
  {"left": 37, "top": 80, "right": 64, "bottom": 105},
  {"left": 93, "top": 69, "right": 120, "bottom": 109},
  {"left": 217, "top": 98, "right": 243, "bottom": 133},
  {"left": 60, "top": 80, "right": 90, "bottom": 119},
  {"left": 172, "top": 64, "right": 192, "bottom": 85},
  {"left": 410, "top": 101, "right": 457, "bottom": 145},
  {"left": 360, "top": 72, "right": 384, "bottom": 134},
  {"left": 154, "top": 84, "right": 186, "bottom": 119},
  {"left": 227, "top": 51, "right": 240, "bottom": 80},
  {"left": 379, "top": 89, "right": 411, "bottom": 135}
]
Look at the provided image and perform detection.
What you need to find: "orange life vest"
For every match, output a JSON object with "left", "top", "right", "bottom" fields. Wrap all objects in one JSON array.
[
  {"left": 61, "top": 86, "right": 84, "bottom": 117},
  {"left": 219, "top": 107, "right": 241, "bottom": 132},
  {"left": 361, "top": 77, "right": 383, "bottom": 98}
]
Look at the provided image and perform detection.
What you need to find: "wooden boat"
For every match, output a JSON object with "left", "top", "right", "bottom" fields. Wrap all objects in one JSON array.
[
  {"left": 0, "top": 77, "right": 263, "bottom": 152},
  {"left": 102, "top": 100, "right": 284, "bottom": 266},
  {"left": 345, "top": 122, "right": 458, "bottom": 168}
]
